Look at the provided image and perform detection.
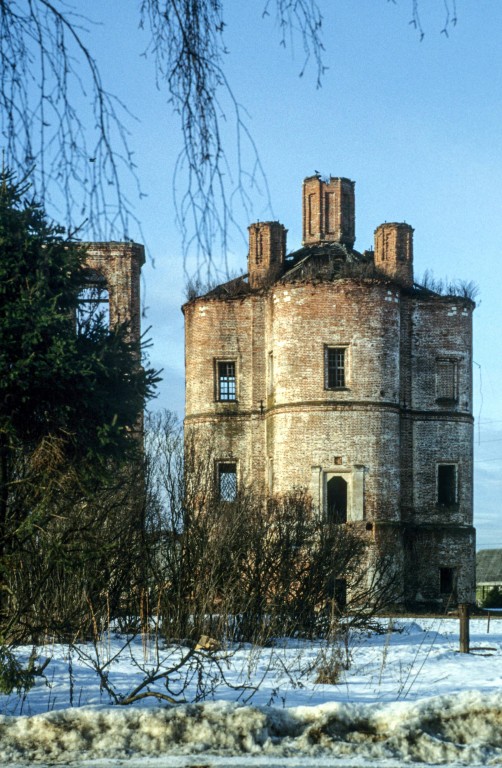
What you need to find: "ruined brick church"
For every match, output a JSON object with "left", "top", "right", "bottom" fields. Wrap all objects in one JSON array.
[{"left": 182, "top": 175, "right": 476, "bottom": 607}]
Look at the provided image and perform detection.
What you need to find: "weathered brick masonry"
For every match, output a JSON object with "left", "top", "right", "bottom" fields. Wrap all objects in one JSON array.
[
  {"left": 183, "top": 175, "right": 475, "bottom": 607},
  {"left": 84, "top": 241, "right": 144, "bottom": 344}
]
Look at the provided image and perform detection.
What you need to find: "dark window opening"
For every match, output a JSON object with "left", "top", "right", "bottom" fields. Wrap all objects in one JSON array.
[
  {"left": 217, "top": 361, "right": 236, "bottom": 401},
  {"left": 327, "top": 577, "right": 347, "bottom": 610},
  {"left": 327, "top": 476, "right": 347, "bottom": 524},
  {"left": 326, "top": 347, "right": 346, "bottom": 389},
  {"left": 335, "top": 579, "right": 347, "bottom": 609},
  {"left": 437, "top": 464, "right": 457, "bottom": 506},
  {"left": 440, "top": 567, "right": 456, "bottom": 595},
  {"left": 218, "top": 462, "right": 237, "bottom": 501},
  {"left": 436, "top": 359, "right": 458, "bottom": 402}
]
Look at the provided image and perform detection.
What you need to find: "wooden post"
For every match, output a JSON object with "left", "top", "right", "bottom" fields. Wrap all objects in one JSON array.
[{"left": 459, "top": 603, "right": 470, "bottom": 654}]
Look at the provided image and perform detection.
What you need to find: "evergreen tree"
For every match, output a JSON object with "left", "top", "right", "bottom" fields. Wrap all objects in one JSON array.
[{"left": 0, "top": 170, "right": 158, "bottom": 637}]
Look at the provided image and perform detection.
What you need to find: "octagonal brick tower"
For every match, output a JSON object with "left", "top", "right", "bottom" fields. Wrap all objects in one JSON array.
[{"left": 183, "top": 174, "right": 475, "bottom": 609}]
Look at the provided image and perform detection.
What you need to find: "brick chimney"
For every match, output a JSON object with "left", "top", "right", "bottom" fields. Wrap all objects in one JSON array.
[
  {"left": 374, "top": 223, "right": 414, "bottom": 287},
  {"left": 302, "top": 175, "right": 355, "bottom": 247},
  {"left": 248, "top": 221, "right": 286, "bottom": 289}
]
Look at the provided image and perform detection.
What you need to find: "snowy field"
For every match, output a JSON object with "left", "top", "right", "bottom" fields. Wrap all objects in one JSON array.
[{"left": 0, "top": 616, "right": 501, "bottom": 767}]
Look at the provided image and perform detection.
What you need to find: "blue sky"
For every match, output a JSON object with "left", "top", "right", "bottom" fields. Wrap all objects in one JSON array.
[{"left": 66, "top": 1, "right": 501, "bottom": 549}]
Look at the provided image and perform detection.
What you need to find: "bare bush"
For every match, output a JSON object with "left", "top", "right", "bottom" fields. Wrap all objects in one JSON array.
[
  {"left": 418, "top": 270, "right": 479, "bottom": 301},
  {"left": 3, "top": 409, "right": 399, "bottom": 702},
  {"left": 2, "top": 437, "right": 147, "bottom": 644},
  {"left": 143, "top": 411, "right": 398, "bottom": 647}
]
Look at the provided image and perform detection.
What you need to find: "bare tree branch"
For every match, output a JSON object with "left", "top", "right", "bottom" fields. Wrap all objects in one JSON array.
[
  {"left": 263, "top": 0, "right": 325, "bottom": 87},
  {"left": 394, "top": 0, "right": 458, "bottom": 40},
  {"left": 0, "top": 0, "right": 142, "bottom": 239},
  {"left": 1, "top": 1, "right": 459, "bottom": 273},
  {"left": 0, "top": 1, "right": 327, "bottom": 273}
]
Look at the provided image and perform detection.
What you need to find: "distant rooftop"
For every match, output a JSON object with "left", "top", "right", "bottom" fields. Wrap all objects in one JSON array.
[{"left": 477, "top": 549, "right": 502, "bottom": 584}]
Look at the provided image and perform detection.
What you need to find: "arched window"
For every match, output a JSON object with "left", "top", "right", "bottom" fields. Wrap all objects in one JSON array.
[{"left": 327, "top": 475, "right": 348, "bottom": 524}]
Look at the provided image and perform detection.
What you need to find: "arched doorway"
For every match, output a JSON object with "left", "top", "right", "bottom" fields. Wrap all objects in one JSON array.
[{"left": 327, "top": 475, "right": 347, "bottom": 524}]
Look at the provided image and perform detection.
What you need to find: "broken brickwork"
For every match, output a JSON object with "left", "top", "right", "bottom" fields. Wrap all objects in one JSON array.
[
  {"left": 83, "top": 241, "right": 144, "bottom": 344},
  {"left": 183, "top": 176, "right": 475, "bottom": 608},
  {"left": 83, "top": 241, "right": 145, "bottom": 437}
]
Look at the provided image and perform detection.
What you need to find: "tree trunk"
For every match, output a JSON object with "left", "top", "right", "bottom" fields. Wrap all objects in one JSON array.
[{"left": 0, "top": 433, "right": 9, "bottom": 619}]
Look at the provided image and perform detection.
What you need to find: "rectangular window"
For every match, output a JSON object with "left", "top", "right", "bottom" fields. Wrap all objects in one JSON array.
[
  {"left": 436, "top": 359, "right": 458, "bottom": 402},
  {"left": 326, "top": 347, "right": 346, "bottom": 389},
  {"left": 77, "top": 271, "right": 110, "bottom": 329},
  {"left": 218, "top": 462, "right": 237, "bottom": 501},
  {"left": 326, "top": 577, "right": 347, "bottom": 610},
  {"left": 217, "top": 361, "right": 236, "bottom": 401},
  {"left": 440, "top": 567, "right": 455, "bottom": 595},
  {"left": 437, "top": 464, "right": 457, "bottom": 506}
]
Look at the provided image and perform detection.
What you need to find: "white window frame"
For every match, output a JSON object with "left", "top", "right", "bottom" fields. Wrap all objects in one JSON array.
[{"left": 215, "top": 359, "right": 237, "bottom": 402}]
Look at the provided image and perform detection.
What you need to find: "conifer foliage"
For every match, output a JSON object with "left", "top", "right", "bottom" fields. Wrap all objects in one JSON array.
[
  {"left": 0, "top": 169, "right": 156, "bottom": 459},
  {"left": 0, "top": 170, "right": 158, "bottom": 640}
]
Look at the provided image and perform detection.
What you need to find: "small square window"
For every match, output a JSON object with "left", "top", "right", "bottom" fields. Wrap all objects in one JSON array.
[
  {"left": 437, "top": 464, "right": 457, "bottom": 506},
  {"left": 436, "top": 359, "right": 458, "bottom": 402},
  {"left": 218, "top": 462, "right": 237, "bottom": 501},
  {"left": 217, "top": 361, "right": 236, "bottom": 401},
  {"left": 326, "top": 347, "right": 347, "bottom": 389}
]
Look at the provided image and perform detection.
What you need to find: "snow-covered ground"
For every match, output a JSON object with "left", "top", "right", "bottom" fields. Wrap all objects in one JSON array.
[{"left": 0, "top": 616, "right": 501, "bottom": 766}]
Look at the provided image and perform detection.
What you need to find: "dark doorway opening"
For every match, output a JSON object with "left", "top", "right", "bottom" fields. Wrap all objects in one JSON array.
[
  {"left": 440, "top": 567, "right": 456, "bottom": 596},
  {"left": 437, "top": 464, "right": 457, "bottom": 506},
  {"left": 327, "top": 577, "right": 347, "bottom": 612},
  {"left": 327, "top": 476, "right": 347, "bottom": 524}
]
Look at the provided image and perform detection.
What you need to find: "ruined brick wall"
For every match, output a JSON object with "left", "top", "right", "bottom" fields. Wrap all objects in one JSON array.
[
  {"left": 183, "top": 176, "right": 475, "bottom": 608},
  {"left": 302, "top": 176, "right": 355, "bottom": 247},
  {"left": 248, "top": 222, "right": 286, "bottom": 289},
  {"left": 374, "top": 223, "right": 414, "bottom": 287},
  {"left": 183, "top": 283, "right": 475, "bottom": 608},
  {"left": 83, "top": 242, "right": 144, "bottom": 344},
  {"left": 404, "top": 526, "right": 475, "bottom": 603},
  {"left": 402, "top": 294, "right": 475, "bottom": 603},
  {"left": 265, "top": 279, "right": 402, "bottom": 525},
  {"left": 183, "top": 294, "right": 265, "bottom": 487}
]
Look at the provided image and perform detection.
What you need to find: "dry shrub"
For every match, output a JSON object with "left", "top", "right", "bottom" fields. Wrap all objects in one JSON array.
[{"left": 143, "top": 411, "right": 399, "bottom": 646}]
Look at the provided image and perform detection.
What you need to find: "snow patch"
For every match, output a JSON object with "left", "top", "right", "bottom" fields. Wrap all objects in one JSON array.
[
  {"left": 1, "top": 692, "right": 502, "bottom": 764},
  {"left": 1, "top": 618, "right": 501, "bottom": 765}
]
